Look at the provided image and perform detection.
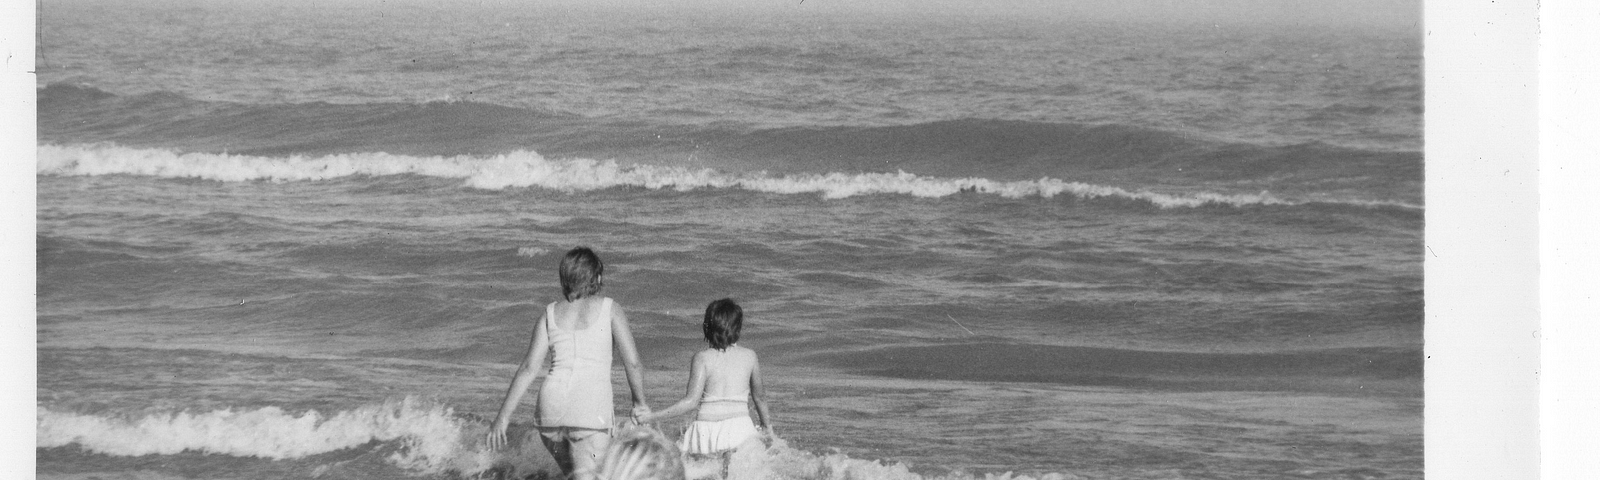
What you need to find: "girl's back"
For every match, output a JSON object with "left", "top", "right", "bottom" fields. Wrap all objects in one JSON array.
[
  {"left": 540, "top": 296, "right": 616, "bottom": 429},
  {"left": 549, "top": 296, "right": 609, "bottom": 331},
  {"left": 695, "top": 346, "right": 756, "bottom": 422}
]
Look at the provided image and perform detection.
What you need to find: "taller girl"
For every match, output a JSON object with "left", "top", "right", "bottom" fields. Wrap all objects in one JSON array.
[{"left": 489, "top": 247, "right": 651, "bottom": 480}]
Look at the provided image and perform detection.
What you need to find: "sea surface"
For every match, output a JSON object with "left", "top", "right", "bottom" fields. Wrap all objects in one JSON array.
[{"left": 36, "top": 1, "right": 1424, "bottom": 479}]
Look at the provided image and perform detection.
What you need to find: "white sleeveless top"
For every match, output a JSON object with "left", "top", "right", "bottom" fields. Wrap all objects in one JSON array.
[{"left": 537, "top": 297, "right": 615, "bottom": 429}]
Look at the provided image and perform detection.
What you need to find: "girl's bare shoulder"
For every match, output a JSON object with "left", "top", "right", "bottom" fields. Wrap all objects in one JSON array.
[
  {"left": 692, "top": 348, "right": 720, "bottom": 362},
  {"left": 696, "top": 346, "right": 758, "bottom": 360},
  {"left": 729, "top": 345, "right": 759, "bottom": 362}
]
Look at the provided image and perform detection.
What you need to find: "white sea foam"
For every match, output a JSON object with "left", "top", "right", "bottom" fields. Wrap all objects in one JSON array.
[
  {"left": 35, "top": 397, "right": 528, "bottom": 475},
  {"left": 38, "top": 398, "right": 1083, "bottom": 480},
  {"left": 517, "top": 247, "right": 551, "bottom": 258},
  {"left": 689, "top": 434, "right": 1085, "bottom": 480},
  {"left": 38, "top": 144, "right": 1298, "bottom": 208}
]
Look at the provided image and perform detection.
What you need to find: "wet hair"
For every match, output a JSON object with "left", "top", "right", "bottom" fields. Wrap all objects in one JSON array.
[
  {"left": 558, "top": 247, "right": 604, "bottom": 301},
  {"left": 598, "top": 426, "right": 685, "bottom": 480},
  {"left": 702, "top": 298, "right": 743, "bottom": 351}
]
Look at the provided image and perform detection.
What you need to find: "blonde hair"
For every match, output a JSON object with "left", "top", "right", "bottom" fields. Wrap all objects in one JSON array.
[{"left": 598, "top": 427, "right": 685, "bottom": 480}]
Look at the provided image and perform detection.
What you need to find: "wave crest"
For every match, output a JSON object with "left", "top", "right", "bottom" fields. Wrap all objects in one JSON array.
[
  {"left": 36, "top": 398, "right": 1087, "bottom": 480},
  {"left": 39, "top": 144, "right": 1302, "bottom": 208},
  {"left": 36, "top": 397, "right": 510, "bottom": 474}
]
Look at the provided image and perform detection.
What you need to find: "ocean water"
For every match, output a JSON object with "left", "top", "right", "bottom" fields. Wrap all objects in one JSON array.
[{"left": 36, "top": 1, "right": 1423, "bottom": 479}]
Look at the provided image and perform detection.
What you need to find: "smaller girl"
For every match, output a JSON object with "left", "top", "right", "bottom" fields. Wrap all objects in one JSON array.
[{"left": 637, "top": 298, "right": 773, "bottom": 456}]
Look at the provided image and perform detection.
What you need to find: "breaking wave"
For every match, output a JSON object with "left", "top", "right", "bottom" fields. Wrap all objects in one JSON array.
[
  {"left": 38, "top": 144, "right": 1311, "bottom": 208},
  {"left": 37, "top": 397, "right": 506, "bottom": 474},
  {"left": 38, "top": 397, "right": 1081, "bottom": 480}
]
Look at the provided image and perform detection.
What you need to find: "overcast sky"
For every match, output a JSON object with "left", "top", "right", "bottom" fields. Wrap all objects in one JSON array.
[
  {"left": 541, "top": 0, "right": 1420, "bottom": 27},
  {"left": 761, "top": 0, "right": 1422, "bottom": 26},
  {"left": 51, "top": 0, "right": 1420, "bottom": 28}
]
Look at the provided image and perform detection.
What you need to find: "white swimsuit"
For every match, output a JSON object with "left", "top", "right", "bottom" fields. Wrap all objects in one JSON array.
[
  {"left": 696, "top": 395, "right": 750, "bottom": 419},
  {"left": 537, "top": 298, "right": 615, "bottom": 430},
  {"left": 680, "top": 407, "right": 759, "bottom": 455}
]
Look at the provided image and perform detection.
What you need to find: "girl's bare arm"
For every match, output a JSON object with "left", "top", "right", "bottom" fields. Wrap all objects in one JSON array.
[
  {"left": 488, "top": 314, "right": 550, "bottom": 449},
  {"left": 639, "top": 353, "right": 706, "bottom": 423},
  {"left": 611, "top": 304, "right": 651, "bottom": 419},
  {"left": 749, "top": 353, "right": 773, "bottom": 431}
]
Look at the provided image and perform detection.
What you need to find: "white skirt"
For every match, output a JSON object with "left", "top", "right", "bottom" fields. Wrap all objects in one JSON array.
[{"left": 679, "top": 416, "right": 760, "bottom": 455}]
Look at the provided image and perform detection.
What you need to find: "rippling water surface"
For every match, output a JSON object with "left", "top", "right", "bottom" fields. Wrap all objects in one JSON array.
[{"left": 37, "top": 1, "right": 1422, "bottom": 478}]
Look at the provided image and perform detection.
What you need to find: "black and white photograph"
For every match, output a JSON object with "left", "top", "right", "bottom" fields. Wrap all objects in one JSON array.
[{"left": 23, "top": 0, "right": 1567, "bottom": 479}]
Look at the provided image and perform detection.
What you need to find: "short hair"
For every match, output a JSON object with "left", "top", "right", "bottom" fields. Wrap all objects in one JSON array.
[
  {"left": 702, "top": 298, "right": 743, "bottom": 350},
  {"left": 598, "top": 427, "right": 685, "bottom": 480},
  {"left": 558, "top": 247, "right": 604, "bottom": 301}
]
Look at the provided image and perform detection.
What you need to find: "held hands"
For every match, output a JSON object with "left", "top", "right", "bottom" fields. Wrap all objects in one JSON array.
[{"left": 630, "top": 403, "right": 653, "bottom": 425}]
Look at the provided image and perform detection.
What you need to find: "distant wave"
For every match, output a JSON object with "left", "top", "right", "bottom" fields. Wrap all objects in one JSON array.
[
  {"left": 40, "top": 84, "right": 1422, "bottom": 195},
  {"left": 38, "top": 144, "right": 1335, "bottom": 208},
  {"left": 37, "top": 83, "right": 575, "bottom": 158}
]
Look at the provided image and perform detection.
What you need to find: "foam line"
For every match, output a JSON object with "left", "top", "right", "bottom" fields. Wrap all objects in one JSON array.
[
  {"left": 37, "top": 397, "right": 502, "bottom": 474},
  {"left": 38, "top": 398, "right": 1085, "bottom": 480},
  {"left": 39, "top": 144, "right": 1342, "bottom": 208}
]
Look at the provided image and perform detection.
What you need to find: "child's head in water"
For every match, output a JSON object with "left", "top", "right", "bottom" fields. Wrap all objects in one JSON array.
[
  {"left": 598, "top": 427, "right": 685, "bottom": 480},
  {"left": 702, "top": 298, "right": 743, "bottom": 351},
  {"left": 558, "top": 247, "right": 604, "bottom": 301}
]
